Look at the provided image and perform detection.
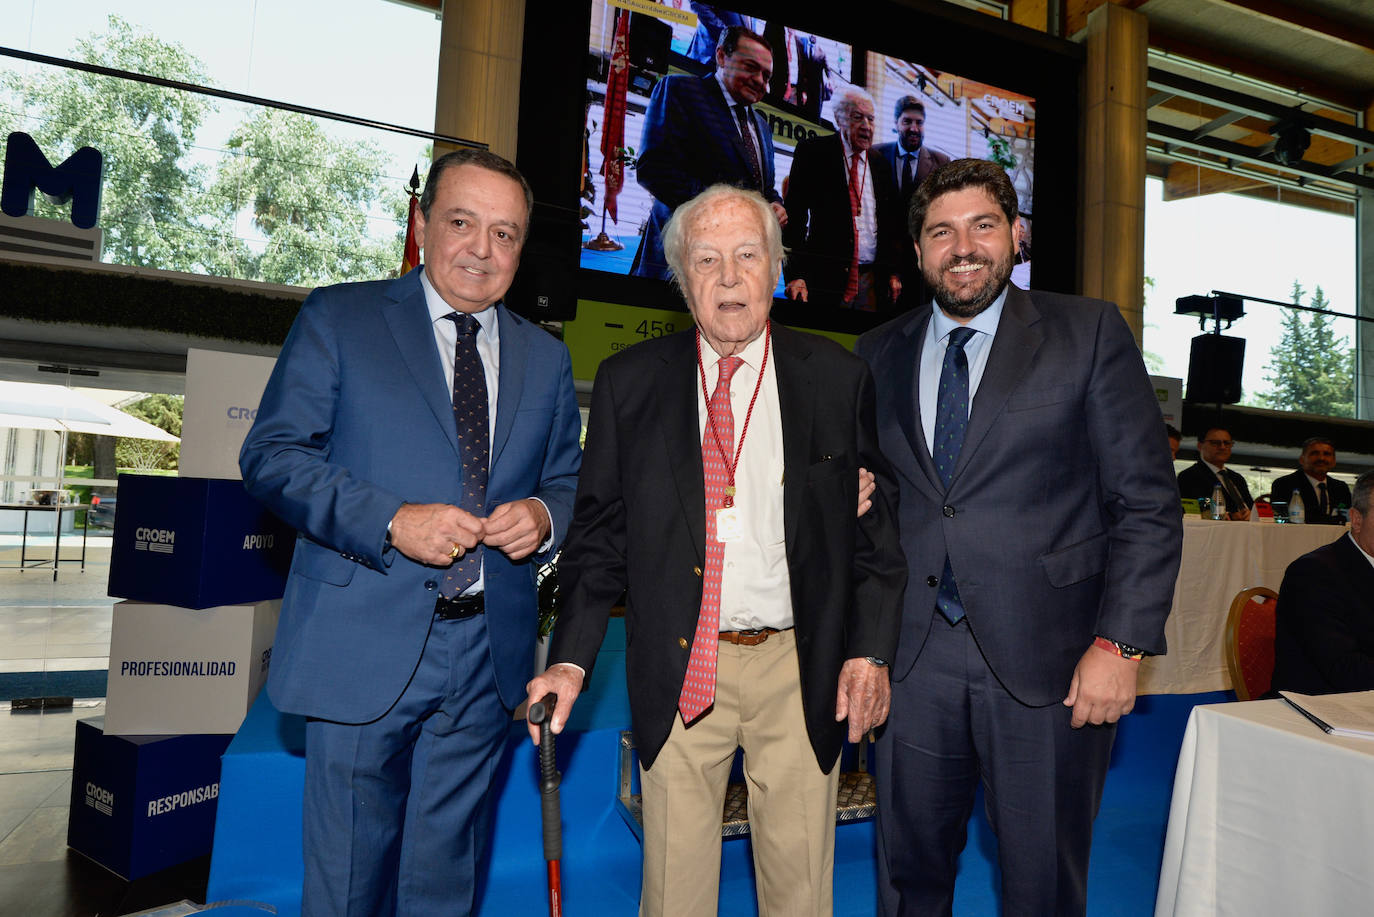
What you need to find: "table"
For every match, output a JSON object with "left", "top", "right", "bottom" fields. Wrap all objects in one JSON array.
[
  {"left": 0, "top": 502, "right": 89, "bottom": 581},
  {"left": 1155, "top": 699, "right": 1374, "bottom": 916},
  {"left": 1137, "top": 518, "right": 1340, "bottom": 695}
]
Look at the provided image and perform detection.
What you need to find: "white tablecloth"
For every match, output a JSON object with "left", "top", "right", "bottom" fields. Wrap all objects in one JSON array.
[
  {"left": 1136, "top": 519, "right": 1341, "bottom": 695},
  {"left": 1155, "top": 699, "right": 1374, "bottom": 916}
]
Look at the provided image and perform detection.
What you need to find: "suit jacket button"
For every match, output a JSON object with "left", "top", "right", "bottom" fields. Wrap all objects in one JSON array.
[
  {"left": 927, "top": 575, "right": 939, "bottom": 587},
  {"left": 678, "top": 637, "right": 689, "bottom": 649},
  {"left": 943, "top": 505, "right": 956, "bottom": 517},
  {"left": 424, "top": 580, "right": 437, "bottom": 591},
  {"left": 693, "top": 566, "right": 702, "bottom": 577}
]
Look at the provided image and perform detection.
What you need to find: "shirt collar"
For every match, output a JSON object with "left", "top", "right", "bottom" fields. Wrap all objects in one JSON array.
[
  {"left": 1202, "top": 460, "right": 1226, "bottom": 475},
  {"left": 1305, "top": 472, "right": 1328, "bottom": 489},
  {"left": 714, "top": 70, "right": 744, "bottom": 110},
  {"left": 1348, "top": 533, "right": 1374, "bottom": 570},
  {"left": 896, "top": 140, "right": 921, "bottom": 157},
  {"left": 840, "top": 134, "right": 867, "bottom": 163},
  {"left": 420, "top": 266, "right": 498, "bottom": 335},
  {"left": 703, "top": 324, "right": 770, "bottom": 375},
  {"left": 930, "top": 285, "right": 1008, "bottom": 344}
]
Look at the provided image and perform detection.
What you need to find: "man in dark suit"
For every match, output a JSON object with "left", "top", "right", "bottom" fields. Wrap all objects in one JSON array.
[
  {"left": 631, "top": 25, "right": 786, "bottom": 281},
  {"left": 1272, "top": 469, "right": 1374, "bottom": 695},
  {"left": 239, "top": 149, "right": 582, "bottom": 917},
  {"left": 873, "top": 96, "right": 951, "bottom": 308},
  {"left": 527, "top": 184, "right": 906, "bottom": 916},
  {"left": 855, "top": 159, "right": 1181, "bottom": 916},
  {"left": 792, "top": 31, "right": 831, "bottom": 122},
  {"left": 784, "top": 86, "right": 902, "bottom": 311},
  {"left": 1177, "top": 426, "right": 1254, "bottom": 520},
  {"left": 1270, "top": 436, "right": 1352, "bottom": 524}
]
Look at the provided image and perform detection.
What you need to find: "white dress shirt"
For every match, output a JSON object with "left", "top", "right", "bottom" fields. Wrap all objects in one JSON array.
[
  {"left": 698, "top": 329, "right": 792, "bottom": 631},
  {"left": 839, "top": 135, "right": 878, "bottom": 264}
]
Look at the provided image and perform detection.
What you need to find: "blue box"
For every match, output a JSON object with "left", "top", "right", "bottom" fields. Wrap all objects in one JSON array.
[
  {"left": 107, "top": 474, "right": 295, "bottom": 609},
  {"left": 67, "top": 717, "right": 233, "bottom": 880}
]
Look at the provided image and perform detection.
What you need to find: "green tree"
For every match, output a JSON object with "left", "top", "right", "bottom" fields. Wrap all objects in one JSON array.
[
  {"left": 211, "top": 108, "right": 406, "bottom": 285},
  {"left": 1, "top": 16, "right": 231, "bottom": 272},
  {"left": 1141, "top": 276, "right": 1165, "bottom": 373},
  {"left": 1256, "top": 281, "right": 1355, "bottom": 417},
  {"left": 115, "top": 393, "right": 183, "bottom": 471}
]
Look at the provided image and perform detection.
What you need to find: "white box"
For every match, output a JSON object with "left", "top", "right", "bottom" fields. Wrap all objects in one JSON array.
[{"left": 105, "top": 599, "right": 279, "bottom": 736}]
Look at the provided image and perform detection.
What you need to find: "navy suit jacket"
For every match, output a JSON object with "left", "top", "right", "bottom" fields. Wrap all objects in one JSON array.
[
  {"left": 548, "top": 325, "right": 906, "bottom": 770},
  {"left": 783, "top": 133, "right": 902, "bottom": 306},
  {"left": 240, "top": 269, "right": 582, "bottom": 722},
  {"left": 871, "top": 141, "right": 951, "bottom": 287},
  {"left": 632, "top": 72, "right": 781, "bottom": 280},
  {"left": 855, "top": 287, "right": 1182, "bottom": 704},
  {"left": 1177, "top": 460, "right": 1253, "bottom": 513},
  {"left": 1270, "top": 470, "right": 1351, "bottom": 524},
  {"left": 1272, "top": 533, "right": 1374, "bottom": 695}
]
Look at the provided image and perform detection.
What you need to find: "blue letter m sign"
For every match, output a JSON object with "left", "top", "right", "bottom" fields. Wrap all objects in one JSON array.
[{"left": 2, "top": 132, "right": 104, "bottom": 230}]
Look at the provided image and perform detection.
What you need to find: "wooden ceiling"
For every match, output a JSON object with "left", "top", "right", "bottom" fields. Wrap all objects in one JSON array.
[{"left": 1029, "top": 0, "right": 1374, "bottom": 211}]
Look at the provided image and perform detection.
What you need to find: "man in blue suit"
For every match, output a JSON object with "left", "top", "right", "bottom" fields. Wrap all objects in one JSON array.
[
  {"left": 240, "top": 149, "right": 582, "bottom": 917},
  {"left": 856, "top": 160, "right": 1181, "bottom": 916},
  {"left": 631, "top": 25, "right": 786, "bottom": 280}
]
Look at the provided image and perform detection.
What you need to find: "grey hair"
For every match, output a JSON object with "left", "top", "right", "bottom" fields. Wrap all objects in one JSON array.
[
  {"left": 661, "top": 184, "right": 784, "bottom": 293},
  {"left": 1353, "top": 469, "right": 1374, "bottom": 515},
  {"left": 832, "top": 85, "right": 876, "bottom": 123}
]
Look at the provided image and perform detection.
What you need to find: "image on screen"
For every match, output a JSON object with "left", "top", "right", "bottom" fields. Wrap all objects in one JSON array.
[{"left": 576, "top": 0, "right": 1037, "bottom": 306}]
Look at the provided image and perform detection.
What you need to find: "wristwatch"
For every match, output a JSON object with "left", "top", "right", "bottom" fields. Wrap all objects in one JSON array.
[{"left": 865, "top": 656, "right": 888, "bottom": 667}]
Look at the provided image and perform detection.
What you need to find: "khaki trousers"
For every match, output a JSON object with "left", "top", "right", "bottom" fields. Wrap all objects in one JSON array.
[{"left": 639, "top": 629, "right": 839, "bottom": 917}]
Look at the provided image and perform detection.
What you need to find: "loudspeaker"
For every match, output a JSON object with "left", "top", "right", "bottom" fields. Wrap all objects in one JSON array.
[
  {"left": 628, "top": 13, "right": 672, "bottom": 74},
  {"left": 1186, "top": 334, "right": 1245, "bottom": 404},
  {"left": 504, "top": 203, "right": 579, "bottom": 322}
]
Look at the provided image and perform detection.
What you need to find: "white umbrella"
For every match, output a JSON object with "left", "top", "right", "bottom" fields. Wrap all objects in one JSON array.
[
  {"left": 0, "top": 381, "right": 180, "bottom": 496},
  {"left": 0, "top": 381, "right": 179, "bottom": 442}
]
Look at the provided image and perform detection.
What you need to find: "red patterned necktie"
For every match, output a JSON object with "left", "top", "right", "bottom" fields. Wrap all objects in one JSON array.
[
  {"left": 680, "top": 354, "right": 742, "bottom": 724},
  {"left": 845, "top": 152, "right": 862, "bottom": 302}
]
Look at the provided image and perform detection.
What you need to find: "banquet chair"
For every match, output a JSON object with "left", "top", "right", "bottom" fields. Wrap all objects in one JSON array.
[{"left": 1224, "top": 586, "right": 1279, "bottom": 700}]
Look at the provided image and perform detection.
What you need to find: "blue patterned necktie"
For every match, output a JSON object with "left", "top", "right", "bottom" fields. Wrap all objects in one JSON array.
[
  {"left": 933, "top": 326, "right": 975, "bottom": 624},
  {"left": 441, "top": 311, "right": 488, "bottom": 597}
]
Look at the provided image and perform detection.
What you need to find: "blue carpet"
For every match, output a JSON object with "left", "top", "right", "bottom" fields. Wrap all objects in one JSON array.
[{"left": 0, "top": 669, "right": 107, "bottom": 701}]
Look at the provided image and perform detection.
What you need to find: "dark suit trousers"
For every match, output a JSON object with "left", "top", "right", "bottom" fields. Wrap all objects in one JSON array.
[
  {"left": 302, "top": 614, "right": 509, "bottom": 917},
  {"left": 875, "top": 617, "right": 1116, "bottom": 917}
]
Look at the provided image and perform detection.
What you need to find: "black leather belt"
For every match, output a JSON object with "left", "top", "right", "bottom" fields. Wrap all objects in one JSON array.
[{"left": 434, "top": 593, "right": 485, "bottom": 620}]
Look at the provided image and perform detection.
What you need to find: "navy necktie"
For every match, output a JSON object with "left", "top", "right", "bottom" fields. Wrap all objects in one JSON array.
[
  {"left": 1318, "top": 481, "right": 1328, "bottom": 518},
  {"left": 734, "top": 104, "right": 763, "bottom": 190},
  {"left": 901, "top": 152, "right": 914, "bottom": 195},
  {"left": 442, "top": 312, "right": 488, "bottom": 597},
  {"left": 933, "top": 326, "right": 975, "bottom": 624}
]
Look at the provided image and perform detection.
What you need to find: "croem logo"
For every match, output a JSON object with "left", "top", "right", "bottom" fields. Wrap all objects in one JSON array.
[
  {"left": 84, "top": 781, "right": 114, "bottom": 816},
  {"left": 134, "top": 527, "right": 175, "bottom": 554}
]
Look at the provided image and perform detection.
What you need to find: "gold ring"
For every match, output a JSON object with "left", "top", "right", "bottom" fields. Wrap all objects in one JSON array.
[{"left": 449, "top": 544, "right": 462, "bottom": 559}]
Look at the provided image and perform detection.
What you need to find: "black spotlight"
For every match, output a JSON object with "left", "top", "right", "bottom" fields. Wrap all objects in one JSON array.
[{"left": 1272, "top": 121, "right": 1311, "bottom": 166}]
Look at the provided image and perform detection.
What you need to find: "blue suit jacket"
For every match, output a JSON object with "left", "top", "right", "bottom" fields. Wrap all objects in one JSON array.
[
  {"left": 856, "top": 287, "right": 1182, "bottom": 704},
  {"left": 240, "top": 269, "right": 582, "bottom": 722},
  {"left": 632, "top": 72, "right": 782, "bottom": 280}
]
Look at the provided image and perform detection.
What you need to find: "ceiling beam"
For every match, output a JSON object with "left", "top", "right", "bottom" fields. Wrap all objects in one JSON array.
[
  {"left": 1148, "top": 28, "right": 1369, "bottom": 112},
  {"left": 1148, "top": 120, "right": 1374, "bottom": 192},
  {"left": 1208, "top": 0, "right": 1374, "bottom": 56},
  {"left": 1148, "top": 68, "right": 1374, "bottom": 147}
]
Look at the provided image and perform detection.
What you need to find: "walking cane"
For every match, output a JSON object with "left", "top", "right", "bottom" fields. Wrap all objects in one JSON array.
[{"left": 527, "top": 692, "right": 563, "bottom": 917}]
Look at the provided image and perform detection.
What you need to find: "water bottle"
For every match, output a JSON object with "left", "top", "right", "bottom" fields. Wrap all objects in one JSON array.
[
  {"left": 1288, "top": 489, "right": 1305, "bottom": 524},
  {"left": 1210, "top": 483, "right": 1226, "bottom": 520}
]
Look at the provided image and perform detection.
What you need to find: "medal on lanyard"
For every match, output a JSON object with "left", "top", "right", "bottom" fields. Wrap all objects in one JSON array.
[{"left": 698, "top": 325, "right": 770, "bottom": 544}]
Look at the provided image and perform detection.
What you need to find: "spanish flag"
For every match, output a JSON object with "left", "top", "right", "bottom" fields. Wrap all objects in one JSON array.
[
  {"left": 401, "top": 166, "right": 421, "bottom": 275},
  {"left": 401, "top": 193, "right": 421, "bottom": 275}
]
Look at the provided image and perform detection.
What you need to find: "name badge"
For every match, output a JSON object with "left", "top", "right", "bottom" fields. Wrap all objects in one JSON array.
[{"left": 716, "top": 506, "right": 743, "bottom": 543}]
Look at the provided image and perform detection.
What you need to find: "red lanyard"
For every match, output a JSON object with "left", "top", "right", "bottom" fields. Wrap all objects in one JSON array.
[{"left": 696, "top": 323, "right": 770, "bottom": 509}]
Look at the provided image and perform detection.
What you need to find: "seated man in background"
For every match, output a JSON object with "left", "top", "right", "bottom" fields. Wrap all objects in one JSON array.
[
  {"left": 1166, "top": 424, "right": 1182, "bottom": 461},
  {"left": 1270, "top": 436, "right": 1351, "bottom": 525},
  {"left": 1177, "top": 427, "right": 1252, "bottom": 520},
  {"left": 1271, "top": 469, "right": 1374, "bottom": 695}
]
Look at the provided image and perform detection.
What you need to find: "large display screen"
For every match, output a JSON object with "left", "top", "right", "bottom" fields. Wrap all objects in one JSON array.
[
  {"left": 517, "top": 1, "right": 1079, "bottom": 332},
  {"left": 579, "top": 2, "right": 1036, "bottom": 292}
]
